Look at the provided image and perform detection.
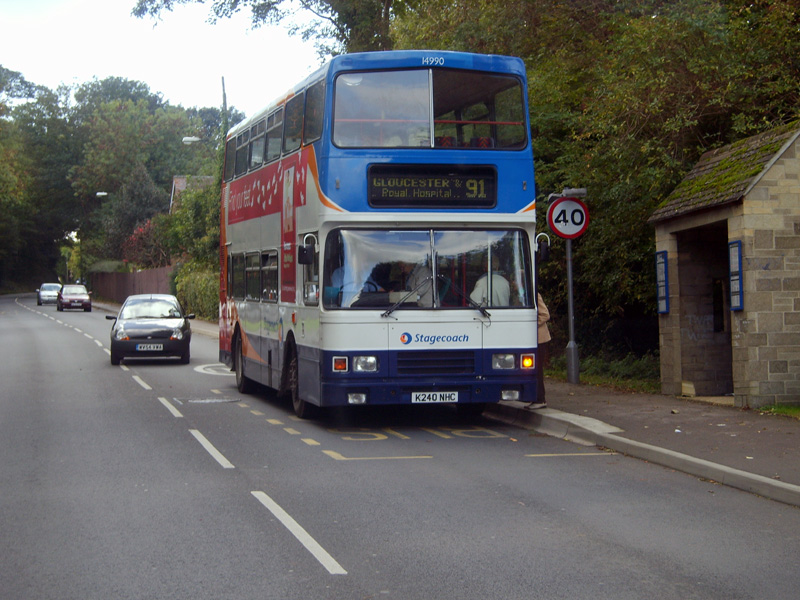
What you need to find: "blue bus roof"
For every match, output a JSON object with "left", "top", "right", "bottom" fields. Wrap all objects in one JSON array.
[{"left": 228, "top": 50, "right": 527, "bottom": 138}]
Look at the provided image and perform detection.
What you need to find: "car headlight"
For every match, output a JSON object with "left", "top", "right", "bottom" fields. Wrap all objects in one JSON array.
[
  {"left": 114, "top": 328, "right": 129, "bottom": 341},
  {"left": 492, "top": 353, "right": 515, "bottom": 370},
  {"left": 171, "top": 328, "right": 184, "bottom": 341},
  {"left": 353, "top": 355, "right": 378, "bottom": 372}
]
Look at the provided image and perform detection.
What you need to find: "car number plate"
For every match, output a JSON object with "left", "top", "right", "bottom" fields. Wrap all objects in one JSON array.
[
  {"left": 136, "top": 343, "right": 163, "bottom": 351},
  {"left": 411, "top": 391, "right": 458, "bottom": 404}
]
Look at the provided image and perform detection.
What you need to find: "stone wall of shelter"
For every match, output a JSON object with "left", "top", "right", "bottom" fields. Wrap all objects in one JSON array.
[{"left": 731, "top": 139, "right": 800, "bottom": 406}]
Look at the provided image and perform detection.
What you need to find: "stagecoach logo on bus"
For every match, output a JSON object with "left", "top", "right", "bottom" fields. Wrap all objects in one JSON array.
[{"left": 400, "top": 332, "right": 470, "bottom": 345}]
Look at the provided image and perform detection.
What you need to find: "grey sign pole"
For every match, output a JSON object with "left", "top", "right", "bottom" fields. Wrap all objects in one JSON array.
[
  {"left": 546, "top": 188, "right": 587, "bottom": 385},
  {"left": 565, "top": 237, "right": 580, "bottom": 384}
]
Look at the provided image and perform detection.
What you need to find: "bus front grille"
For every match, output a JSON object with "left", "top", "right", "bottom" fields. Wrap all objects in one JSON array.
[{"left": 396, "top": 350, "right": 475, "bottom": 375}]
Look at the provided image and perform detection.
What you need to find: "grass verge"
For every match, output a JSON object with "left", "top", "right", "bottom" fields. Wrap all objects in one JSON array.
[
  {"left": 757, "top": 405, "right": 800, "bottom": 420},
  {"left": 547, "top": 352, "right": 662, "bottom": 394}
]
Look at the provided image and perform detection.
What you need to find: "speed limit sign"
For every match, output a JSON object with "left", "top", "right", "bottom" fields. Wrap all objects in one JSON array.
[{"left": 547, "top": 196, "right": 589, "bottom": 239}]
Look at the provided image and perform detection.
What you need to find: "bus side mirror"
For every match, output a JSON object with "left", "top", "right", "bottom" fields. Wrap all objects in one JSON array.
[
  {"left": 298, "top": 244, "right": 314, "bottom": 265},
  {"left": 535, "top": 233, "right": 550, "bottom": 264},
  {"left": 537, "top": 239, "right": 550, "bottom": 263}
]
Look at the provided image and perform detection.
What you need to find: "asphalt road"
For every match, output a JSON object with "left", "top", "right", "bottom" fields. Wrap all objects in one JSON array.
[{"left": 3, "top": 294, "right": 800, "bottom": 599}]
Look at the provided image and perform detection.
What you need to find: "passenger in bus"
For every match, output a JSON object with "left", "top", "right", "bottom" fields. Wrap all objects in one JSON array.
[
  {"left": 470, "top": 255, "right": 510, "bottom": 306},
  {"left": 399, "top": 261, "right": 432, "bottom": 307}
]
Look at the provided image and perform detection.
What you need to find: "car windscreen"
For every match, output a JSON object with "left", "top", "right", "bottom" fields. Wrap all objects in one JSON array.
[
  {"left": 120, "top": 299, "right": 181, "bottom": 319},
  {"left": 61, "top": 286, "right": 87, "bottom": 294}
]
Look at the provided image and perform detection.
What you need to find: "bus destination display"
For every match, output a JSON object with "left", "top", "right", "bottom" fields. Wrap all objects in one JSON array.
[{"left": 368, "top": 164, "right": 496, "bottom": 208}]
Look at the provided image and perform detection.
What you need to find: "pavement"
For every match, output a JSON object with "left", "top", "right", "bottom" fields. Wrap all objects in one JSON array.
[
  {"left": 486, "top": 382, "right": 800, "bottom": 508},
  {"left": 98, "top": 301, "right": 800, "bottom": 508}
]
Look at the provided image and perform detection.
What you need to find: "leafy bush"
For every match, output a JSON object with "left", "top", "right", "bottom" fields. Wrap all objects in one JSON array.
[{"left": 174, "top": 261, "right": 218, "bottom": 320}]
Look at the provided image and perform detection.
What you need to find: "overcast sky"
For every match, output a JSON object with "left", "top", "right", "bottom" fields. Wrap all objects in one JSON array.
[{"left": 1, "top": 0, "right": 323, "bottom": 116}]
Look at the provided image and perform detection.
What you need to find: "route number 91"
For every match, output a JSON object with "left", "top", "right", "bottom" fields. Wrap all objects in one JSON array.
[{"left": 465, "top": 178, "right": 486, "bottom": 199}]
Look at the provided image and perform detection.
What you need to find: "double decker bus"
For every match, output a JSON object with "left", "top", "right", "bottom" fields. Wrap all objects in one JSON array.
[{"left": 220, "top": 50, "right": 543, "bottom": 418}]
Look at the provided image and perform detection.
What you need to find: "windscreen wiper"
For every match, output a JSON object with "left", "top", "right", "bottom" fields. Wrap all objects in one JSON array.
[
  {"left": 380, "top": 275, "right": 433, "bottom": 318},
  {"left": 439, "top": 275, "right": 491, "bottom": 318}
]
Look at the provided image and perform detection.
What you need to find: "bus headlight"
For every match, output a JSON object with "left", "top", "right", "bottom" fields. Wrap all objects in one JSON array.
[
  {"left": 492, "top": 353, "right": 515, "bottom": 370},
  {"left": 353, "top": 355, "right": 378, "bottom": 372}
]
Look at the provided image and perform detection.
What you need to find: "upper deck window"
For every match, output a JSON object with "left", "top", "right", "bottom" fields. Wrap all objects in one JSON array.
[
  {"left": 283, "top": 92, "right": 305, "bottom": 154},
  {"left": 333, "top": 68, "right": 526, "bottom": 149}
]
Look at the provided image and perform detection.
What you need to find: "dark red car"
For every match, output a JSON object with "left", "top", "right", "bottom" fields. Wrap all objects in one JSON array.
[{"left": 57, "top": 284, "right": 92, "bottom": 312}]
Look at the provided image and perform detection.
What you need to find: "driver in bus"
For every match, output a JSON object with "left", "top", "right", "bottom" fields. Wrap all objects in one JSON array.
[
  {"left": 399, "top": 261, "right": 433, "bottom": 307},
  {"left": 470, "top": 255, "right": 510, "bottom": 307}
]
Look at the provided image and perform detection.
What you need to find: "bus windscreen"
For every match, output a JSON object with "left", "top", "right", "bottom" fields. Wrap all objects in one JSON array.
[{"left": 322, "top": 228, "right": 531, "bottom": 310}]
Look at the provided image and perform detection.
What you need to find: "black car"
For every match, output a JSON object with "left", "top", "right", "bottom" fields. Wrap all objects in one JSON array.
[{"left": 106, "top": 294, "right": 194, "bottom": 365}]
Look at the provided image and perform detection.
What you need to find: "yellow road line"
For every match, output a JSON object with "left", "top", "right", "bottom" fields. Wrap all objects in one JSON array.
[{"left": 323, "top": 450, "right": 432, "bottom": 461}]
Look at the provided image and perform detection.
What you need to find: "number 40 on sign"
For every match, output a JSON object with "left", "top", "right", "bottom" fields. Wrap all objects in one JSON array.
[{"left": 546, "top": 196, "right": 589, "bottom": 239}]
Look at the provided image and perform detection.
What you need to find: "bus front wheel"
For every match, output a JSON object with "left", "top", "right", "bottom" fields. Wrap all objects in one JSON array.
[
  {"left": 287, "top": 347, "right": 317, "bottom": 420},
  {"left": 235, "top": 334, "right": 256, "bottom": 394}
]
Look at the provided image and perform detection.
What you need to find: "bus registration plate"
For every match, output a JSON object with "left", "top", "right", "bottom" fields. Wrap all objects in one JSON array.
[
  {"left": 136, "top": 343, "right": 163, "bottom": 351},
  {"left": 411, "top": 391, "right": 458, "bottom": 404}
]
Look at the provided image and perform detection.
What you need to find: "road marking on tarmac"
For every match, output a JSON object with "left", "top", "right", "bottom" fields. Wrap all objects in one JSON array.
[
  {"left": 189, "top": 429, "right": 235, "bottom": 468},
  {"left": 524, "top": 452, "right": 615, "bottom": 458},
  {"left": 323, "top": 450, "right": 432, "bottom": 461},
  {"left": 132, "top": 375, "right": 152, "bottom": 390},
  {"left": 250, "top": 491, "right": 347, "bottom": 575},
  {"left": 158, "top": 397, "right": 183, "bottom": 418}
]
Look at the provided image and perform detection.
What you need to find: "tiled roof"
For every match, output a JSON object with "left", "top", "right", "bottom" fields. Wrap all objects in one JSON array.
[{"left": 649, "top": 122, "right": 800, "bottom": 223}]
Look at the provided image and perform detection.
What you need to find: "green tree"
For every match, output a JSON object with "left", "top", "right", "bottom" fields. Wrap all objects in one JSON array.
[
  {"left": 164, "top": 181, "right": 220, "bottom": 268},
  {"left": 393, "top": 0, "right": 800, "bottom": 355},
  {"left": 4, "top": 72, "right": 81, "bottom": 285},
  {"left": 2, "top": 67, "right": 224, "bottom": 289},
  {"left": 131, "top": 0, "right": 404, "bottom": 53},
  {"left": 100, "top": 163, "right": 170, "bottom": 259},
  {"left": 122, "top": 218, "right": 171, "bottom": 268}
]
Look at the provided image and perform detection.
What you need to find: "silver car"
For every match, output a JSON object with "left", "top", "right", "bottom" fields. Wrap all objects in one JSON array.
[{"left": 37, "top": 283, "right": 61, "bottom": 305}]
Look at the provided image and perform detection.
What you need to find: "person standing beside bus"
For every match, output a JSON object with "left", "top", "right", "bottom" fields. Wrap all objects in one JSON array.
[{"left": 531, "top": 292, "right": 551, "bottom": 409}]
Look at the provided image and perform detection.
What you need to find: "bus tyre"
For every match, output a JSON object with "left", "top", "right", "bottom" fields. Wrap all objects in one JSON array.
[
  {"left": 288, "top": 348, "right": 316, "bottom": 420},
  {"left": 235, "top": 334, "right": 256, "bottom": 394}
]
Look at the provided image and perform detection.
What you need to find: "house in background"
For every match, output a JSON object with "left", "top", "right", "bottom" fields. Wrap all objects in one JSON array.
[{"left": 649, "top": 122, "right": 800, "bottom": 408}]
